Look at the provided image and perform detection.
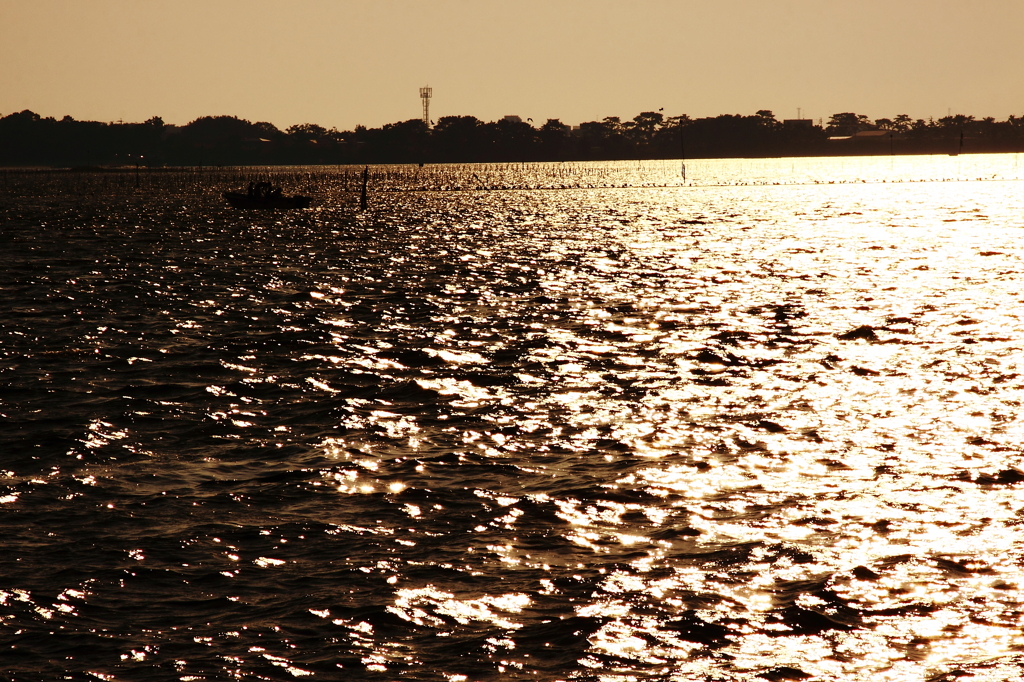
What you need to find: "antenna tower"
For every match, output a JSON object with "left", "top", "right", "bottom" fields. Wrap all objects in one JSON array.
[{"left": 420, "top": 86, "right": 432, "bottom": 127}]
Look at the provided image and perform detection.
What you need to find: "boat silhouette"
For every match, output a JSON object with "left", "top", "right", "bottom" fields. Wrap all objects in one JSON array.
[{"left": 224, "top": 182, "right": 311, "bottom": 209}]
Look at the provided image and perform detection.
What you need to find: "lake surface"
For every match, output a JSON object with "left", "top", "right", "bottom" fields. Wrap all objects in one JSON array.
[{"left": 3, "top": 155, "right": 1024, "bottom": 681}]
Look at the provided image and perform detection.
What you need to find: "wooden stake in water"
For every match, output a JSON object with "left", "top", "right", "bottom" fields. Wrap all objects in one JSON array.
[
  {"left": 360, "top": 166, "right": 369, "bottom": 210},
  {"left": 680, "top": 128, "right": 687, "bottom": 183}
]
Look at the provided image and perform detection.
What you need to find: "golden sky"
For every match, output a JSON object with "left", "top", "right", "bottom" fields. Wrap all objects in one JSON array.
[{"left": 2, "top": 0, "right": 1022, "bottom": 129}]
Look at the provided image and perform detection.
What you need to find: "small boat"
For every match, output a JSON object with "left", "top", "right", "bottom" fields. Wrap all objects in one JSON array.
[{"left": 224, "top": 182, "right": 311, "bottom": 209}]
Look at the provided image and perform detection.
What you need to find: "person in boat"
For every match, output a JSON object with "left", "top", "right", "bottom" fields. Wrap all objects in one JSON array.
[
  {"left": 246, "top": 181, "right": 256, "bottom": 198},
  {"left": 268, "top": 185, "right": 283, "bottom": 199}
]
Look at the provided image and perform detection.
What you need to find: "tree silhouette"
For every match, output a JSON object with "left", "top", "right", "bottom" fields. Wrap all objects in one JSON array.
[
  {"left": 826, "top": 113, "right": 872, "bottom": 136},
  {"left": 3, "top": 107, "right": 1024, "bottom": 167}
]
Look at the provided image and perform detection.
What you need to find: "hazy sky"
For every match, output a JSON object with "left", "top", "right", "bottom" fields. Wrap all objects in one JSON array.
[{"left": 3, "top": 0, "right": 1022, "bottom": 130}]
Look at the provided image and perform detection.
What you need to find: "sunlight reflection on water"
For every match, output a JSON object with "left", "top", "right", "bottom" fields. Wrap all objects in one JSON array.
[{"left": 2, "top": 156, "right": 1024, "bottom": 680}]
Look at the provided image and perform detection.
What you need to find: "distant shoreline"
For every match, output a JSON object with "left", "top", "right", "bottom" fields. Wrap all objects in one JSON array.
[{"left": 2, "top": 109, "right": 1022, "bottom": 167}]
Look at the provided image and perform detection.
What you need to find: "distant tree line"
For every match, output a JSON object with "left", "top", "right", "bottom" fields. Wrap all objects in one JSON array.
[{"left": 2, "top": 108, "right": 1023, "bottom": 167}]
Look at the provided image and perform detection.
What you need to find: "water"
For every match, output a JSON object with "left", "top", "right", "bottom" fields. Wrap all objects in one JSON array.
[{"left": 3, "top": 155, "right": 1024, "bottom": 681}]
